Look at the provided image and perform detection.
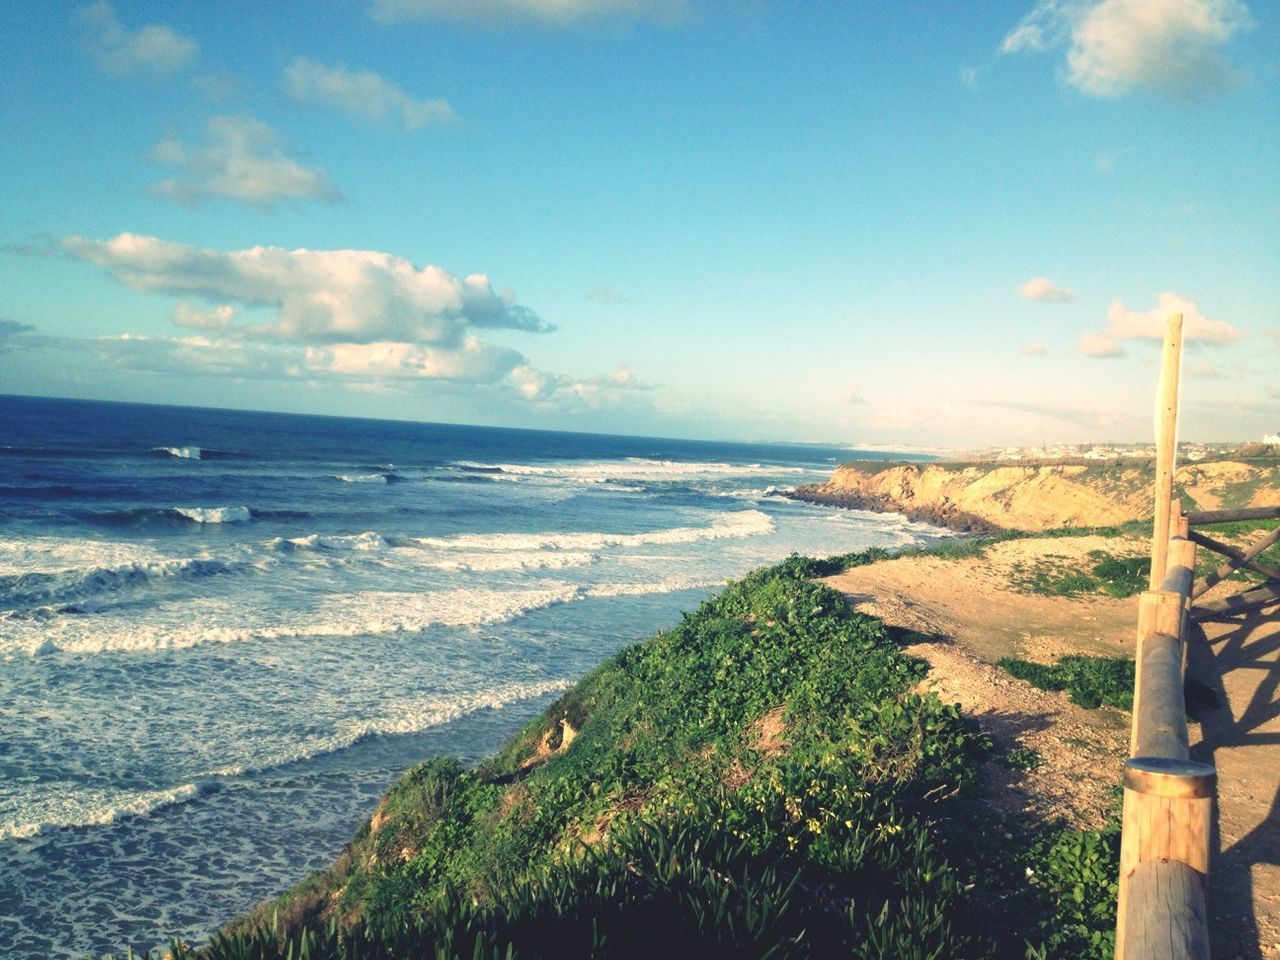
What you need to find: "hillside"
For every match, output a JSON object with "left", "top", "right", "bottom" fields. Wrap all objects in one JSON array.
[
  {"left": 789, "top": 458, "right": 1280, "bottom": 533},
  {"left": 145, "top": 556, "right": 1130, "bottom": 960}
]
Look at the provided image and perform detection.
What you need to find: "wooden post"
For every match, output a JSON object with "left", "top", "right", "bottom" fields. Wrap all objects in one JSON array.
[
  {"left": 1150, "top": 314, "right": 1184, "bottom": 591},
  {"left": 1117, "top": 759, "right": 1215, "bottom": 960}
]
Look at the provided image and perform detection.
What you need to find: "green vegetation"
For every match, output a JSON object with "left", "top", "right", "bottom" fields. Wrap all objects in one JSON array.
[
  {"left": 98, "top": 564, "right": 1124, "bottom": 959},
  {"left": 1192, "top": 518, "right": 1280, "bottom": 586},
  {"left": 1000, "top": 746, "right": 1044, "bottom": 772},
  {"left": 1010, "top": 551, "right": 1149, "bottom": 599},
  {"left": 783, "top": 522, "right": 1155, "bottom": 581},
  {"left": 997, "top": 656, "right": 1135, "bottom": 711}
]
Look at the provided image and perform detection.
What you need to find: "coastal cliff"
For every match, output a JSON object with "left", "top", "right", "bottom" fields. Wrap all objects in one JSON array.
[{"left": 789, "top": 458, "right": 1280, "bottom": 533}]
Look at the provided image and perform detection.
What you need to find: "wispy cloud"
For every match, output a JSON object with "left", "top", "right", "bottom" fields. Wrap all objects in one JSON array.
[
  {"left": 283, "top": 58, "right": 456, "bottom": 131},
  {"left": 370, "top": 0, "right": 687, "bottom": 25},
  {"left": 74, "top": 1, "right": 198, "bottom": 78},
  {"left": 1019, "top": 340, "right": 1048, "bottom": 357},
  {"left": 1017, "top": 276, "right": 1075, "bottom": 302},
  {"left": 148, "top": 116, "right": 341, "bottom": 209},
  {"left": 1000, "top": 0, "right": 1254, "bottom": 101}
]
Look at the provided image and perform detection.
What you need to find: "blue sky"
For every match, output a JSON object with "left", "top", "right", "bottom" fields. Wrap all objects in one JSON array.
[{"left": 1, "top": 0, "right": 1276, "bottom": 446}]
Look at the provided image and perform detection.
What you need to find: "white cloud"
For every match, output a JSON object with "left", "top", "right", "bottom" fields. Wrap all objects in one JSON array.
[
  {"left": 1077, "top": 291, "right": 1242, "bottom": 358},
  {"left": 371, "top": 0, "right": 686, "bottom": 25},
  {"left": 960, "top": 66, "right": 982, "bottom": 89},
  {"left": 1001, "top": 0, "right": 1254, "bottom": 100},
  {"left": 172, "top": 301, "right": 237, "bottom": 331},
  {"left": 75, "top": 2, "right": 198, "bottom": 77},
  {"left": 1105, "top": 291, "right": 1242, "bottom": 344},
  {"left": 283, "top": 58, "right": 456, "bottom": 131},
  {"left": 306, "top": 338, "right": 522, "bottom": 382},
  {"left": 510, "top": 364, "right": 650, "bottom": 405},
  {"left": 85, "top": 333, "right": 304, "bottom": 380},
  {"left": 1018, "top": 276, "right": 1075, "bottom": 302},
  {"left": 1019, "top": 341, "right": 1049, "bottom": 356},
  {"left": 1079, "top": 332, "right": 1125, "bottom": 357},
  {"left": 63, "top": 233, "right": 553, "bottom": 347},
  {"left": 148, "top": 116, "right": 341, "bottom": 209}
]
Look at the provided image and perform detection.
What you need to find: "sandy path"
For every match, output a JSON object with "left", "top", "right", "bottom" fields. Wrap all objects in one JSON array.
[{"left": 823, "top": 536, "right": 1280, "bottom": 958}]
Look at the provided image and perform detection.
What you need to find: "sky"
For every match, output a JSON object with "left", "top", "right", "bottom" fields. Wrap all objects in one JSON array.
[{"left": 1, "top": 0, "right": 1277, "bottom": 448}]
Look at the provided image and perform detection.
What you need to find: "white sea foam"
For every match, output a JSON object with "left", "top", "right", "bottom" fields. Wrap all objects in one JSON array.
[
  {"left": 1, "top": 679, "right": 572, "bottom": 839},
  {"left": 411, "top": 509, "right": 775, "bottom": 553},
  {"left": 0, "top": 538, "right": 169, "bottom": 577},
  {"left": 212, "top": 678, "right": 574, "bottom": 779},
  {"left": 174, "top": 506, "right": 251, "bottom": 524},
  {"left": 1, "top": 782, "right": 203, "bottom": 841},
  {"left": 154, "top": 446, "right": 202, "bottom": 460},
  {"left": 276, "top": 531, "right": 390, "bottom": 551},
  {"left": 16, "top": 584, "right": 586, "bottom": 655},
  {"left": 0, "top": 556, "right": 240, "bottom": 606},
  {"left": 452, "top": 457, "right": 810, "bottom": 484},
  {"left": 333, "top": 474, "right": 388, "bottom": 484},
  {"left": 584, "top": 576, "right": 722, "bottom": 598},
  {"left": 425, "top": 550, "right": 597, "bottom": 572}
]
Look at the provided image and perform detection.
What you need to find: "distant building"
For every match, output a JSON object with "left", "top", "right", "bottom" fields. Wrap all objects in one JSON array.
[{"left": 1264, "top": 432, "right": 1280, "bottom": 444}]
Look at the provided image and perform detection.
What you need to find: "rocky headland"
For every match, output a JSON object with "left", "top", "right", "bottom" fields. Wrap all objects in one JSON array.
[{"left": 788, "top": 456, "right": 1280, "bottom": 533}]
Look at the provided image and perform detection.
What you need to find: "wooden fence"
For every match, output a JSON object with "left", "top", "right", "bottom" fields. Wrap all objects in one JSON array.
[{"left": 1114, "top": 314, "right": 1280, "bottom": 959}]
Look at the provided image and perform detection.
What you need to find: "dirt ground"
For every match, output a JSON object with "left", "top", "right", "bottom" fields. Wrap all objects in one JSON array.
[{"left": 822, "top": 534, "right": 1280, "bottom": 959}]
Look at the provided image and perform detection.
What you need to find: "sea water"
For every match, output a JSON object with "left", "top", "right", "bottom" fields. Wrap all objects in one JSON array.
[{"left": 0, "top": 394, "right": 946, "bottom": 958}]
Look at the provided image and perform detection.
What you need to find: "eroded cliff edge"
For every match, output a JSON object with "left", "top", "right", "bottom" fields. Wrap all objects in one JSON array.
[{"left": 789, "top": 457, "right": 1280, "bottom": 533}]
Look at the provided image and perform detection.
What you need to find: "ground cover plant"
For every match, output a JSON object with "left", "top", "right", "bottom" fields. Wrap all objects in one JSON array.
[
  {"left": 997, "top": 656, "right": 1135, "bottom": 711},
  {"left": 1008, "top": 551, "right": 1149, "bottom": 600},
  {"left": 99, "top": 564, "right": 1122, "bottom": 959}
]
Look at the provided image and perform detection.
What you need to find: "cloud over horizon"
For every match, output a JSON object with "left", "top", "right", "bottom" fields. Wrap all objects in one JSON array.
[
  {"left": 46, "top": 234, "right": 656, "bottom": 404},
  {"left": 1001, "top": 0, "right": 1254, "bottom": 100},
  {"left": 75, "top": 1, "right": 199, "bottom": 78},
  {"left": 148, "top": 116, "right": 342, "bottom": 208},
  {"left": 283, "top": 58, "right": 456, "bottom": 131},
  {"left": 63, "top": 233, "right": 553, "bottom": 347}
]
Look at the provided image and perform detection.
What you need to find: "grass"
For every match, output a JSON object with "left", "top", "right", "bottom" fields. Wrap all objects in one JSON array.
[
  {"left": 1009, "top": 551, "right": 1149, "bottom": 600},
  {"left": 1192, "top": 518, "right": 1280, "bottom": 586},
  {"left": 997, "top": 656, "right": 1135, "bottom": 711},
  {"left": 97, "top": 562, "right": 1124, "bottom": 959}
]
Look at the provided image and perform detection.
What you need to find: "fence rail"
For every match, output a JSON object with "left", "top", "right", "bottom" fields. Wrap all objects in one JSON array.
[{"left": 1115, "top": 314, "right": 1280, "bottom": 959}]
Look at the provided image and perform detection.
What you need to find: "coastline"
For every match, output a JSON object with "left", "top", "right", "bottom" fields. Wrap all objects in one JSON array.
[{"left": 781, "top": 482, "right": 1002, "bottom": 535}]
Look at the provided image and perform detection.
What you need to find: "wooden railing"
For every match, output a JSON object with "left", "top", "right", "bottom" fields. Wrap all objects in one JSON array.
[{"left": 1114, "top": 315, "right": 1280, "bottom": 958}]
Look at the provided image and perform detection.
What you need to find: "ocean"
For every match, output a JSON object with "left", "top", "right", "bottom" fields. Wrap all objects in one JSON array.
[{"left": 0, "top": 394, "right": 946, "bottom": 958}]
